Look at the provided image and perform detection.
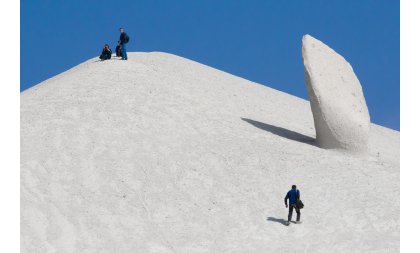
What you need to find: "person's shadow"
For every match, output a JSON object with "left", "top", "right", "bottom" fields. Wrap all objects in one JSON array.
[{"left": 267, "top": 217, "right": 290, "bottom": 226}]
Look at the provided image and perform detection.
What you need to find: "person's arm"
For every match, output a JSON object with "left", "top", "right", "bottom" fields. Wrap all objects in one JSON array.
[
  {"left": 284, "top": 193, "right": 289, "bottom": 207},
  {"left": 297, "top": 190, "right": 300, "bottom": 201}
]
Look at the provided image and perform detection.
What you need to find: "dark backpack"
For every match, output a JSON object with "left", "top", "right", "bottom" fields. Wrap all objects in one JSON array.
[
  {"left": 125, "top": 34, "right": 130, "bottom": 43},
  {"left": 296, "top": 199, "right": 304, "bottom": 209}
]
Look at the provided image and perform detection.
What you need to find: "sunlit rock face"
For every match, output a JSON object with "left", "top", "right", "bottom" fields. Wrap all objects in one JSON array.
[{"left": 302, "top": 34, "right": 370, "bottom": 153}]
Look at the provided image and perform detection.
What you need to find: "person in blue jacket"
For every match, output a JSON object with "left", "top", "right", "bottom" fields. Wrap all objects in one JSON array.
[{"left": 284, "top": 185, "right": 301, "bottom": 225}]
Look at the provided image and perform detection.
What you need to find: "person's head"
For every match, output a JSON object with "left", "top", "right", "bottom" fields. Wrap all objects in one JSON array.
[
  {"left": 119, "top": 27, "right": 124, "bottom": 33},
  {"left": 292, "top": 185, "right": 296, "bottom": 189},
  {"left": 104, "top": 44, "right": 109, "bottom": 48}
]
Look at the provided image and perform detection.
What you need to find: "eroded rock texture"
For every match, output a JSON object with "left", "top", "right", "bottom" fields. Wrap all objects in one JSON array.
[{"left": 302, "top": 34, "right": 370, "bottom": 153}]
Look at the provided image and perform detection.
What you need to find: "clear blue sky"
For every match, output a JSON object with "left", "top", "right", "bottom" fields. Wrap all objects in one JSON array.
[{"left": 21, "top": 0, "right": 400, "bottom": 130}]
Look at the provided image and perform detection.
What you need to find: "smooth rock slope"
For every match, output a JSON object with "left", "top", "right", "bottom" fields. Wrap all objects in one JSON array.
[
  {"left": 302, "top": 35, "right": 371, "bottom": 153},
  {"left": 21, "top": 52, "right": 399, "bottom": 253}
]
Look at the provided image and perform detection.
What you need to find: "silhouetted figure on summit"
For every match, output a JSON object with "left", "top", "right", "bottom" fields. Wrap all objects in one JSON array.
[
  {"left": 284, "top": 185, "right": 302, "bottom": 225},
  {"left": 119, "top": 27, "right": 129, "bottom": 60},
  {"left": 99, "top": 44, "right": 112, "bottom": 60}
]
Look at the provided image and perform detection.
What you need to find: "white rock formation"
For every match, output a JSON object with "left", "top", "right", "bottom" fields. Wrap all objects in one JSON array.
[
  {"left": 21, "top": 52, "right": 399, "bottom": 252},
  {"left": 302, "top": 35, "right": 371, "bottom": 153}
]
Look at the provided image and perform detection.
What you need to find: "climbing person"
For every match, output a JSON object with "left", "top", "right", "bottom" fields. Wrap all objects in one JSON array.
[
  {"left": 99, "top": 44, "right": 112, "bottom": 60},
  {"left": 115, "top": 40, "right": 122, "bottom": 57},
  {"left": 119, "top": 27, "right": 130, "bottom": 60},
  {"left": 284, "top": 185, "right": 301, "bottom": 225}
]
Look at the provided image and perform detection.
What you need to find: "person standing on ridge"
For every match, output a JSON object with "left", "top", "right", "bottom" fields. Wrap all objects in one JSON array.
[
  {"left": 284, "top": 185, "right": 301, "bottom": 225},
  {"left": 119, "top": 27, "right": 130, "bottom": 60}
]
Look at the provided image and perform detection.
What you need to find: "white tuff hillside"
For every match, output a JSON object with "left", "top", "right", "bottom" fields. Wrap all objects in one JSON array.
[{"left": 21, "top": 52, "right": 399, "bottom": 252}]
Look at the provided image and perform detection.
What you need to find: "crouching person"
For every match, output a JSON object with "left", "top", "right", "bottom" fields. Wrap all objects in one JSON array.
[
  {"left": 115, "top": 41, "right": 122, "bottom": 57},
  {"left": 99, "top": 44, "right": 112, "bottom": 60}
]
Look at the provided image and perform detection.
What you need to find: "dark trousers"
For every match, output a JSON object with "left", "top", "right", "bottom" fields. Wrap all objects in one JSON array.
[
  {"left": 288, "top": 204, "right": 301, "bottom": 222},
  {"left": 100, "top": 52, "right": 111, "bottom": 60}
]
